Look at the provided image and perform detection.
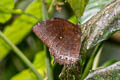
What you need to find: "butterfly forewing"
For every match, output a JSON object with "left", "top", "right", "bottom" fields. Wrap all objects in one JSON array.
[{"left": 33, "top": 18, "right": 81, "bottom": 64}]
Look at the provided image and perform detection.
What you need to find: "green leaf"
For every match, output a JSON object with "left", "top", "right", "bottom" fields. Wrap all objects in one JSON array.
[
  {"left": 65, "top": 0, "right": 89, "bottom": 18},
  {"left": 80, "top": 0, "right": 113, "bottom": 23},
  {"left": 11, "top": 51, "right": 46, "bottom": 80},
  {"left": 41, "top": 0, "right": 54, "bottom": 80},
  {"left": 33, "top": 51, "right": 46, "bottom": 76},
  {"left": 0, "top": 0, "right": 14, "bottom": 23},
  {"left": 0, "top": 0, "right": 42, "bottom": 61},
  {"left": 68, "top": 16, "right": 78, "bottom": 24},
  {"left": 11, "top": 69, "right": 37, "bottom": 80},
  {"left": 101, "top": 60, "right": 118, "bottom": 68},
  {"left": 81, "top": 0, "right": 120, "bottom": 50},
  {"left": 85, "top": 61, "right": 120, "bottom": 80}
]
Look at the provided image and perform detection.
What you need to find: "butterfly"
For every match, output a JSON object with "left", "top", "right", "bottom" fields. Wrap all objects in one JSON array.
[{"left": 33, "top": 18, "right": 81, "bottom": 65}]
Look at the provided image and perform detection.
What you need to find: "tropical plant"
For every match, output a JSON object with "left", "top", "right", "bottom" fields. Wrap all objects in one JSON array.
[{"left": 0, "top": 0, "right": 120, "bottom": 80}]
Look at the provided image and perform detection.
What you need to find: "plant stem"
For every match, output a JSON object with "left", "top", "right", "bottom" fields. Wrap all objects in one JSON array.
[
  {"left": 0, "top": 8, "right": 41, "bottom": 21},
  {"left": 44, "top": 45, "right": 54, "bottom": 80},
  {"left": 42, "top": 0, "right": 54, "bottom": 80},
  {"left": 92, "top": 45, "right": 103, "bottom": 70},
  {"left": 42, "top": 0, "right": 49, "bottom": 21},
  {"left": 0, "top": 31, "right": 43, "bottom": 80},
  {"left": 48, "top": 0, "right": 55, "bottom": 12},
  {"left": 48, "top": 0, "right": 56, "bottom": 18},
  {"left": 80, "top": 43, "right": 103, "bottom": 80}
]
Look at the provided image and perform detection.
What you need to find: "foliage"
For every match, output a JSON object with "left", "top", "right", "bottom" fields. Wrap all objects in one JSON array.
[
  {"left": 11, "top": 51, "right": 46, "bottom": 80},
  {"left": 65, "top": 0, "right": 89, "bottom": 17},
  {"left": 81, "top": 0, "right": 120, "bottom": 50},
  {"left": 0, "top": 0, "right": 120, "bottom": 80},
  {"left": 85, "top": 61, "right": 120, "bottom": 80},
  {"left": 0, "top": 0, "right": 42, "bottom": 61},
  {"left": 0, "top": 0, "right": 14, "bottom": 23}
]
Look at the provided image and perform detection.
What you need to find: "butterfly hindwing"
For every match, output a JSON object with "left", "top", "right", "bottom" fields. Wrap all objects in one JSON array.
[{"left": 33, "top": 18, "right": 81, "bottom": 64}]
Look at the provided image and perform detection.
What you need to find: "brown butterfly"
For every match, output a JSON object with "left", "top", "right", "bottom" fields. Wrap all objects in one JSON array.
[{"left": 33, "top": 18, "right": 81, "bottom": 64}]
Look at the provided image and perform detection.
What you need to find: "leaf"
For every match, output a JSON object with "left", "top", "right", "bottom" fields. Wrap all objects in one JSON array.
[
  {"left": 45, "top": 48, "right": 54, "bottom": 80},
  {"left": 41, "top": 0, "right": 54, "bottom": 79},
  {"left": 11, "top": 69, "right": 37, "bottom": 80},
  {"left": 65, "top": 0, "right": 89, "bottom": 18},
  {"left": 11, "top": 51, "right": 46, "bottom": 80},
  {"left": 84, "top": 61, "right": 120, "bottom": 80},
  {"left": 45, "top": 0, "right": 53, "bottom": 7},
  {"left": 68, "top": 16, "right": 78, "bottom": 24},
  {"left": 101, "top": 60, "right": 118, "bottom": 68},
  {"left": 80, "top": 0, "right": 113, "bottom": 23},
  {"left": 81, "top": 0, "right": 120, "bottom": 50},
  {"left": 0, "top": 0, "right": 14, "bottom": 23},
  {"left": 0, "top": 0, "right": 42, "bottom": 61},
  {"left": 33, "top": 51, "right": 46, "bottom": 76}
]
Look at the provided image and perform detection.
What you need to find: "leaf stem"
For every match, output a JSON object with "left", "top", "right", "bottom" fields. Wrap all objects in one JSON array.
[
  {"left": 92, "top": 45, "right": 103, "bottom": 70},
  {"left": 80, "top": 43, "right": 103, "bottom": 80},
  {"left": 42, "top": 0, "right": 54, "bottom": 80},
  {"left": 42, "top": 0, "right": 49, "bottom": 21},
  {"left": 48, "top": 0, "right": 56, "bottom": 18},
  {"left": 0, "top": 31, "right": 43, "bottom": 80},
  {"left": 0, "top": 8, "right": 41, "bottom": 21}
]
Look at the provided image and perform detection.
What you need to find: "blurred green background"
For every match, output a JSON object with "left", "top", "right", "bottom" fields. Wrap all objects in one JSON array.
[{"left": 0, "top": 0, "right": 120, "bottom": 80}]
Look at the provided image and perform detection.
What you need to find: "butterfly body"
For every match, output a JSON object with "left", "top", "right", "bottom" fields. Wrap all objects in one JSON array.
[{"left": 33, "top": 18, "right": 81, "bottom": 64}]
